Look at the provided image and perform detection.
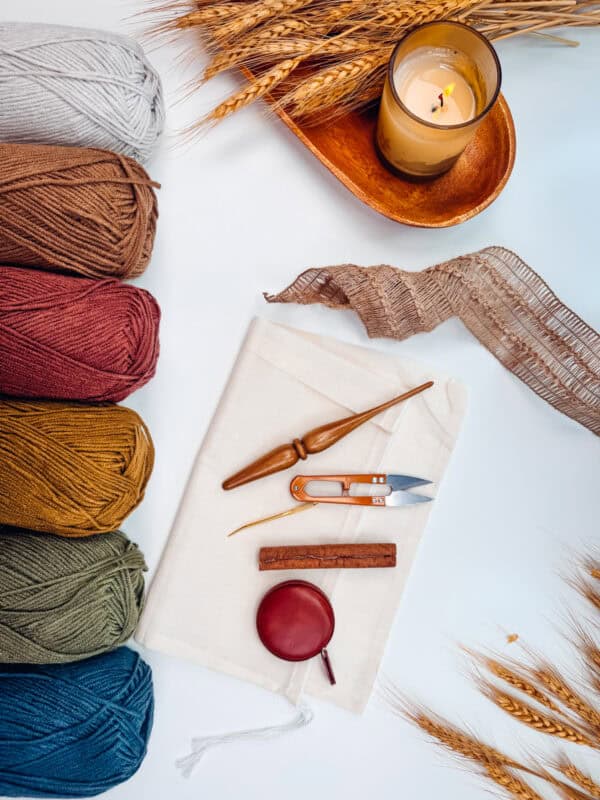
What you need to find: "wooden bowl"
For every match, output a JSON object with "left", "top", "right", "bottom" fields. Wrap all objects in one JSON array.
[{"left": 273, "top": 95, "right": 516, "bottom": 228}]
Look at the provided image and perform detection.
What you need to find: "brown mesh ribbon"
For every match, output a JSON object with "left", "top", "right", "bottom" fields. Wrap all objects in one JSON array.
[{"left": 265, "top": 246, "right": 600, "bottom": 436}]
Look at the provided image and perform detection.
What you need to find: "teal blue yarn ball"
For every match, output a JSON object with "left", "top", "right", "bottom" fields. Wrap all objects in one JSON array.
[{"left": 0, "top": 647, "right": 154, "bottom": 797}]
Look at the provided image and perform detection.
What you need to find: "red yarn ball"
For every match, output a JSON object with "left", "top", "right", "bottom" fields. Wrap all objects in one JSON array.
[{"left": 0, "top": 265, "right": 160, "bottom": 402}]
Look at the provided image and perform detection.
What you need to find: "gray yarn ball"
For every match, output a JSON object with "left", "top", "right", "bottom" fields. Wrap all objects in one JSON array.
[{"left": 0, "top": 22, "right": 165, "bottom": 163}]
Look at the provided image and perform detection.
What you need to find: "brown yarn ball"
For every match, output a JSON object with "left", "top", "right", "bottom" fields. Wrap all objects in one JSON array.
[
  {"left": 0, "top": 142, "right": 159, "bottom": 279},
  {"left": 0, "top": 400, "right": 155, "bottom": 536}
]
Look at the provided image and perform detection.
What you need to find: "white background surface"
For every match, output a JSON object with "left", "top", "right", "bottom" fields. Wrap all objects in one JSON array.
[{"left": 4, "top": 1, "right": 599, "bottom": 797}]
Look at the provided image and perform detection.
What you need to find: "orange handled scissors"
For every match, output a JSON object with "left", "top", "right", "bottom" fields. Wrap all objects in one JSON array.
[{"left": 290, "top": 473, "right": 433, "bottom": 507}]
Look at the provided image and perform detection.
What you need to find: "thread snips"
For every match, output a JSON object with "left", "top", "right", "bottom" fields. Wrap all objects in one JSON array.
[
  {"left": 227, "top": 472, "right": 433, "bottom": 537},
  {"left": 290, "top": 473, "right": 433, "bottom": 507}
]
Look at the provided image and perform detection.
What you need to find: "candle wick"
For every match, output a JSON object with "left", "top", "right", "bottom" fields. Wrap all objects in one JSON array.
[{"left": 432, "top": 83, "right": 457, "bottom": 115}]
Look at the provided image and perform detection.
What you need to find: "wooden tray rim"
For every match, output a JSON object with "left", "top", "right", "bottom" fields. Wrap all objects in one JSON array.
[{"left": 270, "top": 93, "right": 516, "bottom": 229}]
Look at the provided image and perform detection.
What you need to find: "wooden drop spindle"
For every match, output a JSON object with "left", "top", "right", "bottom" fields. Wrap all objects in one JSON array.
[{"left": 222, "top": 380, "right": 433, "bottom": 490}]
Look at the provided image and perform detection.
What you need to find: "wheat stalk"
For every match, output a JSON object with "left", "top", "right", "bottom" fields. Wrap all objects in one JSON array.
[
  {"left": 205, "top": 41, "right": 287, "bottom": 78},
  {"left": 286, "top": 68, "right": 384, "bottom": 118},
  {"left": 211, "top": 0, "right": 313, "bottom": 43},
  {"left": 386, "top": 676, "right": 600, "bottom": 800},
  {"left": 148, "top": 0, "right": 600, "bottom": 124},
  {"left": 148, "top": 0, "right": 600, "bottom": 125},
  {"left": 556, "top": 761, "right": 600, "bottom": 799},
  {"left": 200, "top": 23, "right": 368, "bottom": 125},
  {"left": 201, "top": 4, "right": 377, "bottom": 121},
  {"left": 205, "top": 35, "right": 373, "bottom": 79},
  {"left": 420, "top": 717, "right": 515, "bottom": 768},
  {"left": 472, "top": 649, "right": 600, "bottom": 745},
  {"left": 474, "top": 653, "right": 563, "bottom": 712},
  {"left": 252, "top": 16, "right": 312, "bottom": 37},
  {"left": 390, "top": 701, "right": 600, "bottom": 800},
  {"left": 178, "top": 5, "right": 236, "bottom": 26},
  {"left": 581, "top": 585, "right": 600, "bottom": 612},
  {"left": 394, "top": 708, "right": 521, "bottom": 768},
  {"left": 586, "top": 557, "right": 600, "bottom": 582},
  {"left": 574, "top": 565, "right": 600, "bottom": 615},
  {"left": 485, "top": 687, "right": 598, "bottom": 747},
  {"left": 396, "top": 703, "right": 600, "bottom": 800},
  {"left": 582, "top": 638, "right": 600, "bottom": 676},
  {"left": 202, "top": 56, "right": 302, "bottom": 124},
  {"left": 203, "top": 17, "right": 312, "bottom": 75},
  {"left": 484, "top": 763, "right": 546, "bottom": 800},
  {"left": 556, "top": 786, "right": 598, "bottom": 800},
  {"left": 531, "top": 666, "right": 600, "bottom": 732},
  {"left": 375, "top": 551, "right": 600, "bottom": 800},
  {"left": 348, "top": 0, "right": 485, "bottom": 32},
  {"left": 301, "top": 0, "right": 364, "bottom": 28},
  {"left": 276, "top": 49, "right": 390, "bottom": 114},
  {"left": 544, "top": 768, "right": 599, "bottom": 800}
]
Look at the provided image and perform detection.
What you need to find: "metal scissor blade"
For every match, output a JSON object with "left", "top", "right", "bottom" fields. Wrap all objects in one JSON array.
[
  {"left": 386, "top": 474, "right": 432, "bottom": 492},
  {"left": 385, "top": 491, "right": 433, "bottom": 506}
]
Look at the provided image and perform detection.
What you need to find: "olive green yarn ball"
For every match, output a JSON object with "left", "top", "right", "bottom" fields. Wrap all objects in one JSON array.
[{"left": 0, "top": 529, "right": 146, "bottom": 663}]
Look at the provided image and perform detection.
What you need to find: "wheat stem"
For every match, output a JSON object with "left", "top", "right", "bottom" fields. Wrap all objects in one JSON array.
[
  {"left": 205, "top": 35, "right": 372, "bottom": 79},
  {"left": 150, "top": 0, "right": 600, "bottom": 124},
  {"left": 204, "top": 56, "right": 302, "bottom": 123},
  {"left": 387, "top": 690, "right": 600, "bottom": 800},
  {"left": 558, "top": 762, "right": 600, "bottom": 799},
  {"left": 486, "top": 688, "right": 597, "bottom": 747},
  {"left": 276, "top": 49, "right": 390, "bottom": 114},
  {"left": 531, "top": 666, "right": 600, "bottom": 732},
  {"left": 484, "top": 763, "right": 546, "bottom": 800},
  {"left": 211, "top": 0, "right": 312, "bottom": 43},
  {"left": 475, "top": 653, "right": 563, "bottom": 712}
]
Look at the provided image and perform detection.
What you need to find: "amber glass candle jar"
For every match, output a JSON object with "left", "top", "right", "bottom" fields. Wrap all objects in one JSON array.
[{"left": 376, "top": 22, "right": 501, "bottom": 179}]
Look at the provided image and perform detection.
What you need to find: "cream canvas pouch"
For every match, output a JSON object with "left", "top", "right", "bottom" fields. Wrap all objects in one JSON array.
[{"left": 136, "top": 318, "right": 467, "bottom": 713}]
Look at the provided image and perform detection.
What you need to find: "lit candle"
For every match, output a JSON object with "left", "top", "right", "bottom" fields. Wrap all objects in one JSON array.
[{"left": 376, "top": 23, "right": 501, "bottom": 179}]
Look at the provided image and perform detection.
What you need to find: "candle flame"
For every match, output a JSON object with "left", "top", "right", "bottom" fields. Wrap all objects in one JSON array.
[{"left": 443, "top": 82, "right": 456, "bottom": 98}]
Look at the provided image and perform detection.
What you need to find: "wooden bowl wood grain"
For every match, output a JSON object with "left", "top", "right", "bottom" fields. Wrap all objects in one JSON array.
[{"left": 271, "top": 95, "right": 516, "bottom": 228}]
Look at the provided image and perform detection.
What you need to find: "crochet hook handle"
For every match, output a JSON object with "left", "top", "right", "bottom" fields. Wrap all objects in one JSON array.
[{"left": 222, "top": 381, "right": 433, "bottom": 490}]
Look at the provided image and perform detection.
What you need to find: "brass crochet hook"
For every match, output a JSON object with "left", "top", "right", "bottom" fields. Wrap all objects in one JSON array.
[{"left": 222, "top": 381, "right": 433, "bottom": 490}]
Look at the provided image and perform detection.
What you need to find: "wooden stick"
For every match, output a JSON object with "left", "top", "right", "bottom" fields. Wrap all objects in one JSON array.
[
  {"left": 223, "top": 380, "right": 433, "bottom": 490},
  {"left": 258, "top": 542, "right": 397, "bottom": 570}
]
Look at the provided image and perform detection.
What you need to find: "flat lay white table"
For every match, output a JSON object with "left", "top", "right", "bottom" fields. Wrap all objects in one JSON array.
[{"left": 4, "top": 1, "right": 599, "bottom": 798}]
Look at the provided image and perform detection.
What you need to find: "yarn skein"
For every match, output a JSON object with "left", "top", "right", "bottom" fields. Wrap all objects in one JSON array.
[
  {"left": 0, "top": 142, "right": 159, "bottom": 279},
  {"left": 0, "top": 22, "right": 164, "bottom": 163},
  {"left": 0, "top": 529, "right": 146, "bottom": 664},
  {"left": 0, "top": 400, "right": 154, "bottom": 537},
  {"left": 0, "top": 265, "right": 161, "bottom": 402},
  {"left": 0, "top": 647, "right": 154, "bottom": 798}
]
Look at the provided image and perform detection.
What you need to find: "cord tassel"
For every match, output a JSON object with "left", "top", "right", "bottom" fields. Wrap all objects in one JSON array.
[{"left": 176, "top": 704, "right": 314, "bottom": 777}]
